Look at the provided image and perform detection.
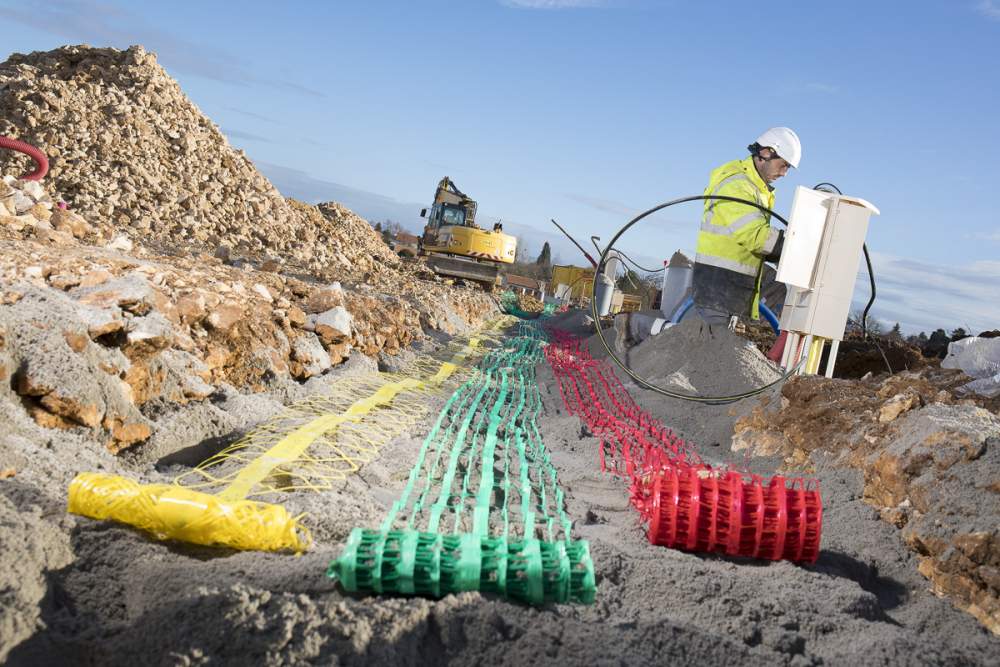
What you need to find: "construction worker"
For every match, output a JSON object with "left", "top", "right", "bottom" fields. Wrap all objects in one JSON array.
[{"left": 693, "top": 127, "right": 801, "bottom": 327}]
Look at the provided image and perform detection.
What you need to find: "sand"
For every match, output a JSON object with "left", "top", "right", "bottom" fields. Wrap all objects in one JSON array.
[{"left": 2, "top": 316, "right": 998, "bottom": 665}]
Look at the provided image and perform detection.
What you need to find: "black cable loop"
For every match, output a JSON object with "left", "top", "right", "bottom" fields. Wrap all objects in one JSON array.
[{"left": 589, "top": 194, "right": 803, "bottom": 404}]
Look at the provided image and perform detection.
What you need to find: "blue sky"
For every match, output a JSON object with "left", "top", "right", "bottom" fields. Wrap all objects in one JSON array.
[{"left": 2, "top": 0, "right": 999, "bottom": 334}]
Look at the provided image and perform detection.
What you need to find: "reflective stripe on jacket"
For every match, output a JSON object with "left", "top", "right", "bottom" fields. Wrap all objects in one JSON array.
[{"left": 694, "top": 155, "right": 780, "bottom": 319}]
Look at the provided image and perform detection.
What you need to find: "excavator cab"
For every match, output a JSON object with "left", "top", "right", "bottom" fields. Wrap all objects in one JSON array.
[{"left": 421, "top": 201, "right": 468, "bottom": 230}]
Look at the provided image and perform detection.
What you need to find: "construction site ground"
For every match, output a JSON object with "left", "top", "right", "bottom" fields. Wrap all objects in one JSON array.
[
  {"left": 1, "top": 44, "right": 999, "bottom": 666},
  {"left": 2, "top": 310, "right": 998, "bottom": 665}
]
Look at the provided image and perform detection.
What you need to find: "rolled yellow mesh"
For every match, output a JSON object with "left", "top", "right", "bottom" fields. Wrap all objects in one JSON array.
[{"left": 67, "top": 472, "right": 311, "bottom": 551}]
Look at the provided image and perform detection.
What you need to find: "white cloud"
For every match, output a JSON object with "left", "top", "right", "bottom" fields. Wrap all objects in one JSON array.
[
  {"left": 0, "top": 0, "right": 326, "bottom": 97},
  {"left": 565, "top": 193, "right": 639, "bottom": 217},
  {"left": 500, "top": 0, "right": 609, "bottom": 8},
  {"left": 223, "top": 128, "right": 272, "bottom": 143},
  {"left": 977, "top": 0, "right": 1000, "bottom": 20},
  {"left": 851, "top": 251, "right": 1000, "bottom": 334},
  {"left": 967, "top": 229, "right": 1000, "bottom": 242},
  {"left": 258, "top": 162, "right": 427, "bottom": 232}
]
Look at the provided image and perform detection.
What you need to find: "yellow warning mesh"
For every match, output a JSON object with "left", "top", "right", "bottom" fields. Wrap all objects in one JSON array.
[
  {"left": 174, "top": 325, "right": 508, "bottom": 499},
  {"left": 66, "top": 317, "right": 514, "bottom": 553},
  {"left": 67, "top": 472, "right": 311, "bottom": 551}
]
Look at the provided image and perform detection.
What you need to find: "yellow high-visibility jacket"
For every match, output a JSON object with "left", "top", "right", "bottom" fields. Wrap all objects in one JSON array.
[{"left": 693, "top": 156, "right": 783, "bottom": 319}]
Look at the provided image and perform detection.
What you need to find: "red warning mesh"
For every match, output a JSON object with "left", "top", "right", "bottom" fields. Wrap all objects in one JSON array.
[{"left": 544, "top": 328, "right": 822, "bottom": 564}]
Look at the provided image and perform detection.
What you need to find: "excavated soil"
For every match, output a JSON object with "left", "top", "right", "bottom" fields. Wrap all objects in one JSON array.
[
  {"left": 3, "top": 313, "right": 999, "bottom": 665},
  {"left": 2, "top": 42, "right": 999, "bottom": 666}
]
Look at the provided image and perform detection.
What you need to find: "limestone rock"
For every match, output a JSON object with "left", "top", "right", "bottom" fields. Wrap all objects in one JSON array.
[
  {"left": 290, "top": 332, "right": 332, "bottom": 379},
  {"left": 206, "top": 303, "right": 244, "bottom": 333},
  {"left": 314, "top": 306, "right": 353, "bottom": 343}
]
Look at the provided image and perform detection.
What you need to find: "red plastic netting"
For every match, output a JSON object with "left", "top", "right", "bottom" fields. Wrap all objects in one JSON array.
[{"left": 543, "top": 327, "right": 822, "bottom": 563}]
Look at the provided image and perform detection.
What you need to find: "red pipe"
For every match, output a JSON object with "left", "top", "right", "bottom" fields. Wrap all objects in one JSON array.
[{"left": 0, "top": 136, "right": 49, "bottom": 181}]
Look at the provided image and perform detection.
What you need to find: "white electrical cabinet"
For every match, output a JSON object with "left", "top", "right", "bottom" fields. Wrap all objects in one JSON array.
[{"left": 776, "top": 186, "right": 879, "bottom": 375}]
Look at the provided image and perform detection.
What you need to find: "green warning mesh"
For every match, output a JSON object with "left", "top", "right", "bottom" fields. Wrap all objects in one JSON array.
[{"left": 329, "top": 321, "right": 596, "bottom": 605}]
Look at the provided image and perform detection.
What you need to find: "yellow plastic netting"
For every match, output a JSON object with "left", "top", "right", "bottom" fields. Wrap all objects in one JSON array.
[
  {"left": 66, "top": 317, "right": 513, "bottom": 552},
  {"left": 67, "top": 472, "right": 311, "bottom": 551}
]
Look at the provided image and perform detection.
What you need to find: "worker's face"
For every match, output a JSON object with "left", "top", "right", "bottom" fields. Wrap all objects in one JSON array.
[{"left": 756, "top": 147, "right": 791, "bottom": 183}]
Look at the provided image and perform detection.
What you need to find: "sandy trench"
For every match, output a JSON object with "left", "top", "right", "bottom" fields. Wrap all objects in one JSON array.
[{"left": 3, "top": 315, "right": 1000, "bottom": 666}]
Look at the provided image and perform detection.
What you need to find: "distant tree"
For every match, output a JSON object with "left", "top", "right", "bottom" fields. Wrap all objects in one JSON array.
[
  {"left": 374, "top": 222, "right": 383, "bottom": 233},
  {"left": 385, "top": 220, "right": 406, "bottom": 236},
  {"left": 848, "top": 308, "right": 883, "bottom": 336},
  {"left": 950, "top": 327, "right": 969, "bottom": 341},
  {"left": 928, "top": 329, "right": 949, "bottom": 345},
  {"left": 535, "top": 242, "right": 552, "bottom": 267},
  {"left": 515, "top": 237, "right": 532, "bottom": 263},
  {"left": 889, "top": 322, "right": 902, "bottom": 340}
]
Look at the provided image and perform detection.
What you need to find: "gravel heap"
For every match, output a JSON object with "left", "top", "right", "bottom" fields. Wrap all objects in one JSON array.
[
  {"left": 0, "top": 44, "right": 398, "bottom": 279},
  {"left": 1, "top": 173, "right": 495, "bottom": 456}
]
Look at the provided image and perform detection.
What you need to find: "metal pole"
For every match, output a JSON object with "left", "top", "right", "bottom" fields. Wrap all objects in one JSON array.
[{"left": 825, "top": 339, "right": 840, "bottom": 378}]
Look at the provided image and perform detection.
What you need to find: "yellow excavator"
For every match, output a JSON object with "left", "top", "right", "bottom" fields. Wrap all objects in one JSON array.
[{"left": 419, "top": 177, "right": 517, "bottom": 287}]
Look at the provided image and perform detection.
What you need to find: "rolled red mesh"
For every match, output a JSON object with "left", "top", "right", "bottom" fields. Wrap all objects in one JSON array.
[{"left": 543, "top": 327, "right": 821, "bottom": 564}]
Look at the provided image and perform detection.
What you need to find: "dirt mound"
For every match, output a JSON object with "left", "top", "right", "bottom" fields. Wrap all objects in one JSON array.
[
  {"left": 734, "top": 369, "right": 1000, "bottom": 633},
  {"left": 0, "top": 45, "right": 396, "bottom": 280},
  {"left": 515, "top": 292, "right": 544, "bottom": 313},
  {"left": 1, "top": 172, "right": 496, "bottom": 458},
  {"left": 834, "top": 334, "right": 928, "bottom": 378}
]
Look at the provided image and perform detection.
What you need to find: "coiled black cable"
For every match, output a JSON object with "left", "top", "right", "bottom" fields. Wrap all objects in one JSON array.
[{"left": 589, "top": 194, "right": 804, "bottom": 404}]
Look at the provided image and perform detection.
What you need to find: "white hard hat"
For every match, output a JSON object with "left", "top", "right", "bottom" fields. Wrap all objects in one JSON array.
[{"left": 754, "top": 127, "right": 801, "bottom": 168}]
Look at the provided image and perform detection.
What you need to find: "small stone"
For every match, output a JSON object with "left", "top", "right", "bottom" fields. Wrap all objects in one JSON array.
[
  {"left": 252, "top": 283, "right": 273, "bottom": 302},
  {"left": 108, "top": 420, "right": 152, "bottom": 451},
  {"left": 63, "top": 331, "right": 89, "bottom": 353},
  {"left": 126, "top": 312, "right": 174, "bottom": 349},
  {"left": 175, "top": 293, "right": 206, "bottom": 322},
  {"left": 35, "top": 226, "right": 74, "bottom": 245},
  {"left": 76, "top": 305, "right": 124, "bottom": 338},
  {"left": 879, "top": 392, "right": 920, "bottom": 423},
  {"left": 48, "top": 273, "right": 82, "bottom": 290},
  {"left": 287, "top": 306, "right": 307, "bottom": 327},
  {"left": 79, "top": 269, "right": 114, "bottom": 288},
  {"left": 314, "top": 306, "right": 353, "bottom": 343},
  {"left": 206, "top": 303, "right": 244, "bottom": 333},
  {"left": 106, "top": 234, "right": 134, "bottom": 252},
  {"left": 1, "top": 291, "right": 24, "bottom": 305},
  {"left": 21, "top": 180, "right": 45, "bottom": 201},
  {"left": 29, "top": 202, "right": 52, "bottom": 221},
  {"left": 290, "top": 332, "right": 332, "bottom": 379}
]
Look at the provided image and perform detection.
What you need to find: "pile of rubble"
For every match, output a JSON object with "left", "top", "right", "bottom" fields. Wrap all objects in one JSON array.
[
  {"left": 1, "top": 174, "right": 495, "bottom": 456},
  {"left": 515, "top": 291, "right": 544, "bottom": 313},
  {"left": 733, "top": 368, "right": 1000, "bottom": 634},
  {"left": 0, "top": 175, "right": 112, "bottom": 246},
  {"left": 0, "top": 45, "right": 399, "bottom": 281}
]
